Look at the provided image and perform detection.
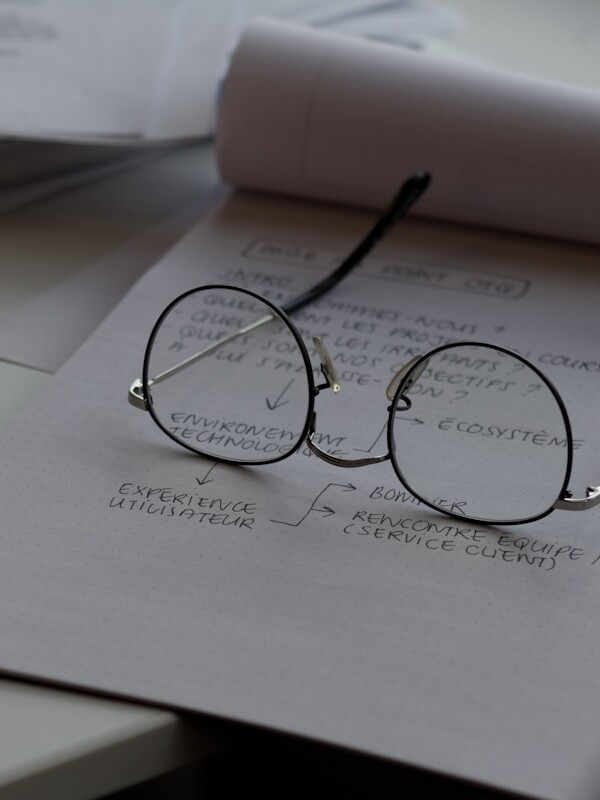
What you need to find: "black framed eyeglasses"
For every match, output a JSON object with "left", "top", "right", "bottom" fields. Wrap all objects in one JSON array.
[{"left": 129, "top": 174, "right": 600, "bottom": 526}]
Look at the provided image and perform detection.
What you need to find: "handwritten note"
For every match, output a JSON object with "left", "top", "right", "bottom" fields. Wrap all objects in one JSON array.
[{"left": 1, "top": 192, "right": 600, "bottom": 799}]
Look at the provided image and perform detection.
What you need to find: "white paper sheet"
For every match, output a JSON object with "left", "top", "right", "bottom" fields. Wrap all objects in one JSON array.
[
  {"left": 218, "top": 18, "right": 600, "bottom": 245},
  {"left": 1, "top": 192, "right": 600, "bottom": 799}
]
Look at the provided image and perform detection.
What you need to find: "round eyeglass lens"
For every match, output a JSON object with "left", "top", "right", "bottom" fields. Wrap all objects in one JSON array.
[
  {"left": 143, "top": 286, "right": 313, "bottom": 464},
  {"left": 389, "top": 343, "right": 571, "bottom": 524}
]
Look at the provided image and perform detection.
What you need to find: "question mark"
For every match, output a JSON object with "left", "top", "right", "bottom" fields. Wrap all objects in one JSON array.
[
  {"left": 452, "top": 390, "right": 469, "bottom": 402},
  {"left": 525, "top": 383, "right": 541, "bottom": 395}
]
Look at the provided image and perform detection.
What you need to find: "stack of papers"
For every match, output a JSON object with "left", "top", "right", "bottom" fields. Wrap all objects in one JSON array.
[{"left": 3, "top": 171, "right": 600, "bottom": 800}]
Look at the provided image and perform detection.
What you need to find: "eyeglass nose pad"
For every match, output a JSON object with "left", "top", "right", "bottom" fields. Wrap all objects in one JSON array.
[
  {"left": 386, "top": 355, "right": 429, "bottom": 401},
  {"left": 313, "top": 336, "right": 340, "bottom": 393}
]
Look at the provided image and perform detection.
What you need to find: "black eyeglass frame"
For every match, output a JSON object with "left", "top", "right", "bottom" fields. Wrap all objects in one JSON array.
[
  {"left": 140, "top": 292, "right": 575, "bottom": 526},
  {"left": 141, "top": 284, "right": 319, "bottom": 467},
  {"left": 385, "top": 341, "right": 575, "bottom": 526}
]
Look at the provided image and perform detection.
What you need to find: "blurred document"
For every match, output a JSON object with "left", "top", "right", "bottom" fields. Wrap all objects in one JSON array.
[
  {"left": 283, "top": 0, "right": 463, "bottom": 46},
  {"left": 0, "top": 0, "right": 242, "bottom": 141}
]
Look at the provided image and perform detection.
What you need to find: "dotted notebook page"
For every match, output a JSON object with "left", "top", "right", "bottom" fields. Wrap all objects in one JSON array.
[{"left": 1, "top": 192, "right": 600, "bottom": 800}]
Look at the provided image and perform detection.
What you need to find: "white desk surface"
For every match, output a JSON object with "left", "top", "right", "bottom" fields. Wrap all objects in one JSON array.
[{"left": 0, "top": 3, "right": 598, "bottom": 797}]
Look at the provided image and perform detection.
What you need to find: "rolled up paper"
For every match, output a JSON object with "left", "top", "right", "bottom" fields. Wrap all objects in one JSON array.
[{"left": 218, "top": 18, "right": 600, "bottom": 245}]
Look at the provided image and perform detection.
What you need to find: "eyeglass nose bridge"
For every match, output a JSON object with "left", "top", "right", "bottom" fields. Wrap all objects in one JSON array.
[
  {"left": 306, "top": 412, "right": 390, "bottom": 468},
  {"left": 386, "top": 354, "right": 429, "bottom": 401},
  {"left": 306, "top": 335, "right": 390, "bottom": 468},
  {"left": 306, "top": 352, "right": 430, "bottom": 468}
]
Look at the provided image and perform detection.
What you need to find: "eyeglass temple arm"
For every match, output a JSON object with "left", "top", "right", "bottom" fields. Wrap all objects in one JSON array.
[
  {"left": 128, "top": 313, "right": 274, "bottom": 409},
  {"left": 282, "top": 172, "right": 431, "bottom": 316},
  {"left": 128, "top": 172, "right": 431, "bottom": 411}
]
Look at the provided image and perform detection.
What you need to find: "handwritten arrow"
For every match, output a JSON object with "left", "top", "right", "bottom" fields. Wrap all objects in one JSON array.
[
  {"left": 195, "top": 463, "right": 217, "bottom": 486},
  {"left": 271, "top": 481, "right": 356, "bottom": 526},
  {"left": 354, "top": 418, "right": 423, "bottom": 454},
  {"left": 353, "top": 423, "right": 386, "bottom": 454},
  {"left": 313, "top": 506, "right": 335, "bottom": 517},
  {"left": 265, "top": 378, "right": 294, "bottom": 410}
]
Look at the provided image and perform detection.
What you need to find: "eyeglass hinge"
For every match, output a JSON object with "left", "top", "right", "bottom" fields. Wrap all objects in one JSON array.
[
  {"left": 313, "top": 336, "right": 340, "bottom": 393},
  {"left": 128, "top": 379, "right": 149, "bottom": 411},
  {"left": 554, "top": 485, "right": 600, "bottom": 511}
]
